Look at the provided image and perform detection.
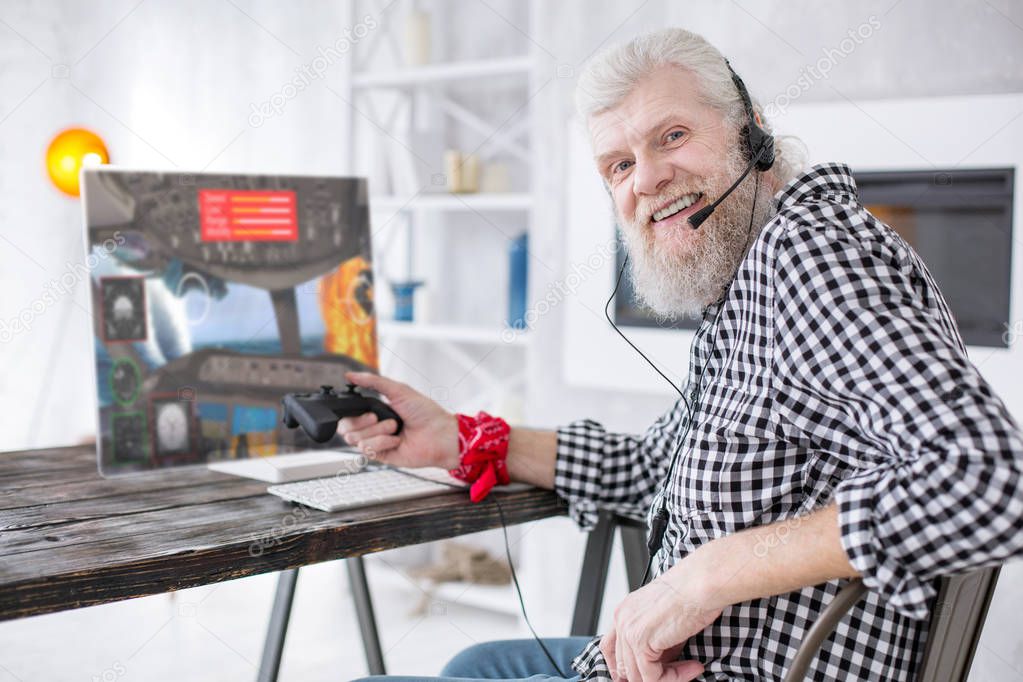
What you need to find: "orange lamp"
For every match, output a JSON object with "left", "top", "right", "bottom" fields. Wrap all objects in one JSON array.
[{"left": 46, "top": 128, "right": 110, "bottom": 197}]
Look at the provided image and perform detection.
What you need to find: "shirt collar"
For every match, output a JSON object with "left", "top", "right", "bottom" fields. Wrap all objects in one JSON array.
[
  {"left": 703, "top": 163, "right": 858, "bottom": 315},
  {"left": 773, "top": 162, "right": 858, "bottom": 211}
]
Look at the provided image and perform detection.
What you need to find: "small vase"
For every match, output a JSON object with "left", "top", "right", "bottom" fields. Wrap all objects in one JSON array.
[
  {"left": 507, "top": 233, "right": 528, "bottom": 329},
  {"left": 390, "top": 280, "right": 425, "bottom": 322}
]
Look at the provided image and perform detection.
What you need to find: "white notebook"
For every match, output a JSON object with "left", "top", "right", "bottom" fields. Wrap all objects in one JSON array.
[{"left": 207, "top": 450, "right": 365, "bottom": 483}]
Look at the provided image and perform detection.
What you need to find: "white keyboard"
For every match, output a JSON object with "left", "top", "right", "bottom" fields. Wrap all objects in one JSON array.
[{"left": 267, "top": 467, "right": 466, "bottom": 512}]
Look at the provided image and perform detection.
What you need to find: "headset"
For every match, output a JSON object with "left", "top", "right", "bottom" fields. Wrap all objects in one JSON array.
[
  {"left": 687, "top": 60, "right": 775, "bottom": 229},
  {"left": 603, "top": 59, "right": 776, "bottom": 583}
]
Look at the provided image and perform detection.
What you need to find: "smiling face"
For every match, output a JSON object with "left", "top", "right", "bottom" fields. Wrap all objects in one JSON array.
[{"left": 589, "top": 64, "right": 769, "bottom": 318}]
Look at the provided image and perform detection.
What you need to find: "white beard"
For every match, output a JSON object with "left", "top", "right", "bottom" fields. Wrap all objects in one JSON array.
[{"left": 617, "top": 150, "right": 774, "bottom": 320}]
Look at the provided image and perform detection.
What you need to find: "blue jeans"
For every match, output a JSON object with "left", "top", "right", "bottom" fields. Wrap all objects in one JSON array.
[{"left": 350, "top": 637, "right": 590, "bottom": 681}]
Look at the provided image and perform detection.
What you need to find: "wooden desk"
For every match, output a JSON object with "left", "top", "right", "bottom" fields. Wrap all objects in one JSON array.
[{"left": 0, "top": 445, "right": 567, "bottom": 677}]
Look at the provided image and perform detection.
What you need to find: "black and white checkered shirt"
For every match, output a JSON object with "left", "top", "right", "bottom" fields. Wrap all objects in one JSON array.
[{"left": 555, "top": 163, "right": 1023, "bottom": 681}]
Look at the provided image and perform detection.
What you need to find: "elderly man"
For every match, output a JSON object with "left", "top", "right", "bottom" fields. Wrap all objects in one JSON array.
[{"left": 344, "top": 28, "right": 1023, "bottom": 682}]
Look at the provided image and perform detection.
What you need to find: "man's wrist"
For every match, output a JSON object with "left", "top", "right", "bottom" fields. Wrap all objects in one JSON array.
[
  {"left": 505, "top": 427, "right": 557, "bottom": 490},
  {"left": 442, "top": 413, "right": 460, "bottom": 469}
]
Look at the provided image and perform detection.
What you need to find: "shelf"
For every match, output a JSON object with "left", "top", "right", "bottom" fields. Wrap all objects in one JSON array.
[
  {"left": 378, "top": 321, "right": 530, "bottom": 347},
  {"left": 353, "top": 56, "right": 532, "bottom": 88},
  {"left": 370, "top": 192, "right": 532, "bottom": 212}
]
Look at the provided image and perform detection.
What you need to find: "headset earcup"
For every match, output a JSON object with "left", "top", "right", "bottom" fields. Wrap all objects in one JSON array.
[
  {"left": 747, "top": 124, "right": 775, "bottom": 172},
  {"left": 757, "top": 134, "right": 775, "bottom": 172},
  {"left": 726, "top": 58, "right": 776, "bottom": 173}
]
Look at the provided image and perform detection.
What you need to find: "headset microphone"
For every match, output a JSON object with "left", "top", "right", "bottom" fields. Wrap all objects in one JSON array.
[{"left": 687, "top": 148, "right": 764, "bottom": 229}]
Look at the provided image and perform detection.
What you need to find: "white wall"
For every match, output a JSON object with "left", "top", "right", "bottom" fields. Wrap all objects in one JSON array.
[
  {"left": 0, "top": 0, "right": 356, "bottom": 450},
  {"left": 2, "top": 0, "right": 1022, "bottom": 679}
]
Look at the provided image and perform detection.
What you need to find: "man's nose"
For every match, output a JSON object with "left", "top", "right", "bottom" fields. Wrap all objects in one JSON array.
[{"left": 631, "top": 155, "right": 673, "bottom": 197}]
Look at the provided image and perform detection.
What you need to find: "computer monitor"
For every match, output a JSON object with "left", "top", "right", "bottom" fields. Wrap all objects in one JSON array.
[{"left": 81, "top": 169, "right": 377, "bottom": 476}]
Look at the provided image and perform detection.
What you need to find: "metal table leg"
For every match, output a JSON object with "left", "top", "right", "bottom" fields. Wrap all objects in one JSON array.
[
  {"left": 347, "top": 556, "right": 386, "bottom": 675},
  {"left": 570, "top": 511, "right": 616, "bottom": 636},
  {"left": 618, "top": 523, "right": 649, "bottom": 591},
  {"left": 257, "top": 568, "right": 299, "bottom": 682}
]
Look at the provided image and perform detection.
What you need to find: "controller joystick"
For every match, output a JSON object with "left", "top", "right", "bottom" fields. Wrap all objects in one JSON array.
[{"left": 281, "top": 383, "right": 404, "bottom": 444}]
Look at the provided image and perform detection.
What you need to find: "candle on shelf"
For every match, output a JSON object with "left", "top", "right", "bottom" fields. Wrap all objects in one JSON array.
[
  {"left": 404, "top": 9, "right": 431, "bottom": 66},
  {"left": 444, "top": 150, "right": 462, "bottom": 193},
  {"left": 461, "top": 154, "right": 479, "bottom": 193}
]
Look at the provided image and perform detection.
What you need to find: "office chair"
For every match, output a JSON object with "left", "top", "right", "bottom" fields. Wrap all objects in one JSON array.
[
  {"left": 785, "top": 568, "right": 999, "bottom": 682},
  {"left": 571, "top": 511, "right": 1001, "bottom": 682}
]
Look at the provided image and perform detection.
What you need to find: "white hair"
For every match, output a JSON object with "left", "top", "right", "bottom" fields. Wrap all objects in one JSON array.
[{"left": 575, "top": 28, "right": 804, "bottom": 188}]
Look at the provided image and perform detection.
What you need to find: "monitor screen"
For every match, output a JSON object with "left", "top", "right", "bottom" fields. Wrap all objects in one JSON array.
[{"left": 82, "top": 169, "right": 377, "bottom": 475}]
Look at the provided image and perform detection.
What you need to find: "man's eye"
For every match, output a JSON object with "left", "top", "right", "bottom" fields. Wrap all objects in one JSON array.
[
  {"left": 666, "top": 130, "right": 685, "bottom": 143},
  {"left": 612, "top": 160, "right": 633, "bottom": 174}
]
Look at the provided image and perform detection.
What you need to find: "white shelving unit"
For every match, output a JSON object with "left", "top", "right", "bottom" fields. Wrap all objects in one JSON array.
[
  {"left": 343, "top": 2, "right": 540, "bottom": 364},
  {"left": 352, "top": 55, "right": 532, "bottom": 88},
  {"left": 379, "top": 320, "right": 529, "bottom": 347},
  {"left": 369, "top": 192, "right": 533, "bottom": 212},
  {"left": 342, "top": 0, "right": 543, "bottom": 618}
]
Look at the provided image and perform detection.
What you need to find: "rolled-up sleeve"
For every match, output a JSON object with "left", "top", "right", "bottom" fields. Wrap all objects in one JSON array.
[
  {"left": 770, "top": 218, "right": 1023, "bottom": 620},
  {"left": 554, "top": 399, "right": 685, "bottom": 530}
]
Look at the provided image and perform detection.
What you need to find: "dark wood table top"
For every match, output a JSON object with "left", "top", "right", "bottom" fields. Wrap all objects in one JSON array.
[{"left": 0, "top": 445, "right": 566, "bottom": 621}]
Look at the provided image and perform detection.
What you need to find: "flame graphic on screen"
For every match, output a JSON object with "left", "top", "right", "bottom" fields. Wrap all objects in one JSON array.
[{"left": 319, "top": 256, "right": 378, "bottom": 368}]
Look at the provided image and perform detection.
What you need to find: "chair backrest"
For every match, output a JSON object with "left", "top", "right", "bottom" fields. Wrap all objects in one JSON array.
[
  {"left": 784, "top": 567, "right": 1000, "bottom": 682},
  {"left": 917, "top": 567, "right": 1000, "bottom": 682}
]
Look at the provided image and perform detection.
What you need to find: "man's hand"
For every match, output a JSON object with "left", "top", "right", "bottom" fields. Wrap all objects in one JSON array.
[
  {"left": 599, "top": 505, "right": 859, "bottom": 681},
  {"left": 600, "top": 569, "right": 720, "bottom": 682},
  {"left": 337, "top": 371, "right": 458, "bottom": 469}
]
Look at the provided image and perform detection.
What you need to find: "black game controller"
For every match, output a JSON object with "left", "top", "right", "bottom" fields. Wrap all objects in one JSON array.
[{"left": 281, "top": 384, "right": 404, "bottom": 443}]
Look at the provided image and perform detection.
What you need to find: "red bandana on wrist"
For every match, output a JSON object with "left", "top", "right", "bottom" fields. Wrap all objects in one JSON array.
[{"left": 449, "top": 411, "right": 510, "bottom": 502}]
